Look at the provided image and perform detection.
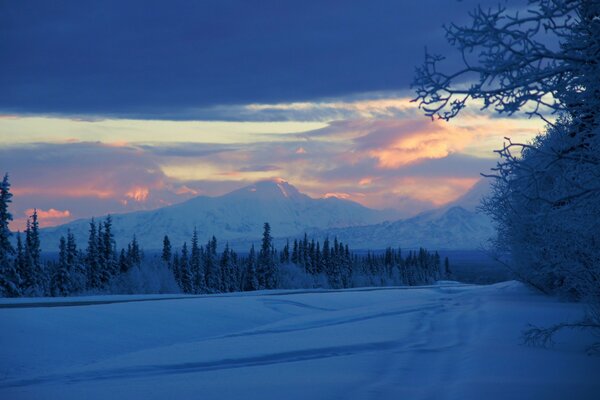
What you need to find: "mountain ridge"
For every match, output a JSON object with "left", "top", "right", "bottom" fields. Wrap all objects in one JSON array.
[{"left": 38, "top": 180, "right": 399, "bottom": 251}]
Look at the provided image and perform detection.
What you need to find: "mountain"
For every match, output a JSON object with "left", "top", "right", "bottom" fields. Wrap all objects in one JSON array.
[
  {"left": 39, "top": 180, "right": 399, "bottom": 251},
  {"left": 314, "top": 206, "right": 495, "bottom": 250},
  {"left": 444, "top": 178, "right": 492, "bottom": 211},
  {"left": 312, "top": 180, "right": 495, "bottom": 250}
]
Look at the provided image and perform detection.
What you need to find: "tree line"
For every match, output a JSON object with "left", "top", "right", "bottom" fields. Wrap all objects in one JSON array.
[
  {"left": 162, "top": 224, "right": 449, "bottom": 295},
  {"left": 0, "top": 174, "right": 449, "bottom": 297}
]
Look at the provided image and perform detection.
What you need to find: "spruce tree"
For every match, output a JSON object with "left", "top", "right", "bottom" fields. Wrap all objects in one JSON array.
[
  {"left": 204, "top": 236, "right": 220, "bottom": 291},
  {"left": 243, "top": 244, "right": 259, "bottom": 291},
  {"left": 190, "top": 228, "right": 205, "bottom": 293},
  {"left": 102, "top": 215, "right": 117, "bottom": 277},
  {"left": 444, "top": 257, "right": 451, "bottom": 278},
  {"left": 162, "top": 235, "right": 172, "bottom": 264},
  {"left": 179, "top": 242, "right": 192, "bottom": 293},
  {"left": 0, "top": 174, "right": 14, "bottom": 268},
  {"left": 172, "top": 252, "right": 181, "bottom": 288},
  {"left": 52, "top": 236, "right": 71, "bottom": 296},
  {"left": 0, "top": 174, "right": 20, "bottom": 296},
  {"left": 21, "top": 212, "right": 41, "bottom": 294},
  {"left": 258, "top": 222, "right": 277, "bottom": 289},
  {"left": 219, "top": 243, "right": 232, "bottom": 292},
  {"left": 86, "top": 219, "right": 100, "bottom": 289},
  {"left": 119, "top": 248, "right": 129, "bottom": 273}
]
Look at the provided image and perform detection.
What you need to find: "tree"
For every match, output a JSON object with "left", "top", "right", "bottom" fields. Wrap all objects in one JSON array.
[
  {"left": 243, "top": 244, "right": 259, "bottom": 291},
  {"left": 0, "top": 174, "right": 19, "bottom": 296},
  {"left": 162, "top": 235, "right": 172, "bottom": 264},
  {"left": 413, "top": 0, "right": 599, "bottom": 130},
  {"left": 102, "top": 215, "right": 117, "bottom": 277},
  {"left": 190, "top": 228, "right": 205, "bottom": 293},
  {"left": 258, "top": 222, "right": 277, "bottom": 289},
  {"left": 86, "top": 219, "right": 100, "bottom": 289},
  {"left": 414, "top": 0, "right": 600, "bottom": 349},
  {"left": 52, "top": 236, "right": 71, "bottom": 296},
  {"left": 0, "top": 174, "right": 13, "bottom": 267},
  {"left": 204, "top": 236, "right": 220, "bottom": 291},
  {"left": 179, "top": 242, "right": 192, "bottom": 293},
  {"left": 21, "top": 211, "right": 41, "bottom": 294}
]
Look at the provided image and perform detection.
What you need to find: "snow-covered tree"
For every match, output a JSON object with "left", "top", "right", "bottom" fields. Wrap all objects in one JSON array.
[
  {"left": 21, "top": 211, "right": 42, "bottom": 295},
  {"left": 414, "top": 0, "right": 600, "bottom": 348},
  {"left": 86, "top": 219, "right": 101, "bottom": 289},
  {"left": 179, "top": 242, "right": 193, "bottom": 293},
  {"left": 190, "top": 228, "right": 206, "bottom": 293},
  {"left": 162, "top": 235, "right": 172, "bottom": 264},
  {"left": 102, "top": 215, "right": 117, "bottom": 277},
  {"left": 0, "top": 174, "right": 13, "bottom": 267},
  {"left": 51, "top": 236, "right": 71, "bottom": 296},
  {"left": 243, "top": 244, "right": 259, "bottom": 291},
  {"left": 0, "top": 174, "right": 19, "bottom": 297},
  {"left": 258, "top": 223, "right": 277, "bottom": 289},
  {"left": 204, "top": 236, "right": 220, "bottom": 292}
]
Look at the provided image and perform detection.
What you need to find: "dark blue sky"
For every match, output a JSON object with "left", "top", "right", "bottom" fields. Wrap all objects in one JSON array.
[{"left": 0, "top": 0, "right": 491, "bottom": 119}]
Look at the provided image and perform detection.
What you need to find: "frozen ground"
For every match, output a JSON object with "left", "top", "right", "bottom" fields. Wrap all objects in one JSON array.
[{"left": 0, "top": 282, "right": 599, "bottom": 400}]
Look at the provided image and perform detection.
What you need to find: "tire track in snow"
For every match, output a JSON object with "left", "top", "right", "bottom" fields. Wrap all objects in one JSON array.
[{"left": 1, "top": 340, "right": 405, "bottom": 388}]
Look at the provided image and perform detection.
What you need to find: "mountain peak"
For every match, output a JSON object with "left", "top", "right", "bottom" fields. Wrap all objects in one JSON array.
[{"left": 225, "top": 179, "right": 306, "bottom": 201}]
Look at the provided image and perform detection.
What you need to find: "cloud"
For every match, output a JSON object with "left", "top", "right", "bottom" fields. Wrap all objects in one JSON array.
[
  {"left": 0, "top": 0, "right": 498, "bottom": 118},
  {"left": 0, "top": 99, "right": 543, "bottom": 230},
  {"left": 20, "top": 208, "right": 72, "bottom": 229},
  {"left": 0, "top": 142, "right": 201, "bottom": 230},
  {"left": 238, "top": 165, "right": 281, "bottom": 173}
]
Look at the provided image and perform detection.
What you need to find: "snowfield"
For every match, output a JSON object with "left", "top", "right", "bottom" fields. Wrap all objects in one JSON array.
[{"left": 1, "top": 282, "right": 599, "bottom": 400}]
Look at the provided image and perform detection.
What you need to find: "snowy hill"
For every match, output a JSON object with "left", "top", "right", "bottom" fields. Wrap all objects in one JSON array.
[{"left": 39, "top": 180, "right": 398, "bottom": 251}]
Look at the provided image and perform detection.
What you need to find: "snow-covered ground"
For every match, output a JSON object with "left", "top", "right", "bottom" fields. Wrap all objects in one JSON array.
[{"left": 1, "top": 282, "right": 598, "bottom": 400}]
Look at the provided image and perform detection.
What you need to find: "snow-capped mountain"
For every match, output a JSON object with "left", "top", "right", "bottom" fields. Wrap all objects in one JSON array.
[
  {"left": 39, "top": 180, "right": 399, "bottom": 251},
  {"left": 312, "top": 180, "right": 495, "bottom": 250},
  {"left": 313, "top": 205, "right": 495, "bottom": 250}
]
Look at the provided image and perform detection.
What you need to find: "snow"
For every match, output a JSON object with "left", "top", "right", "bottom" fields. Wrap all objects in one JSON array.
[{"left": 1, "top": 282, "right": 598, "bottom": 399}]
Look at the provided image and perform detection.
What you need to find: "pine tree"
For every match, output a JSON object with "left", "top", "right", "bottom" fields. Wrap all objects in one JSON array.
[
  {"left": 190, "top": 228, "right": 205, "bottom": 293},
  {"left": 220, "top": 243, "right": 232, "bottom": 292},
  {"left": 102, "top": 215, "right": 117, "bottom": 277},
  {"left": 52, "top": 236, "right": 71, "bottom": 296},
  {"left": 0, "top": 174, "right": 21, "bottom": 297},
  {"left": 22, "top": 211, "right": 41, "bottom": 294},
  {"left": 172, "top": 252, "right": 181, "bottom": 288},
  {"left": 281, "top": 239, "right": 290, "bottom": 264},
  {"left": 258, "top": 223, "right": 277, "bottom": 289},
  {"left": 119, "top": 248, "right": 129, "bottom": 273},
  {"left": 86, "top": 219, "right": 100, "bottom": 289},
  {"left": 204, "top": 236, "right": 220, "bottom": 291},
  {"left": 444, "top": 256, "right": 451, "bottom": 278},
  {"left": 162, "top": 235, "right": 172, "bottom": 264},
  {"left": 179, "top": 242, "right": 192, "bottom": 293},
  {"left": 243, "top": 244, "right": 259, "bottom": 291},
  {"left": 0, "top": 174, "right": 14, "bottom": 269},
  {"left": 291, "top": 239, "right": 299, "bottom": 264}
]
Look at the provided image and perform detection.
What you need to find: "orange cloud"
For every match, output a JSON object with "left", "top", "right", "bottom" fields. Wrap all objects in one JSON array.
[
  {"left": 368, "top": 120, "right": 472, "bottom": 168},
  {"left": 323, "top": 192, "right": 352, "bottom": 200},
  {"left": 125, "top": 186, "right": 150, "bottom": 202},
  {"left": 22, "top": 208, "right": 72, "bottom": 228}
]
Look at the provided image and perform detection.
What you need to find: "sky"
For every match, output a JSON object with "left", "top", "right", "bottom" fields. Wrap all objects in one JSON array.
[{"left": 0, "top": 0, "right": 544, "bottom": 231}]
